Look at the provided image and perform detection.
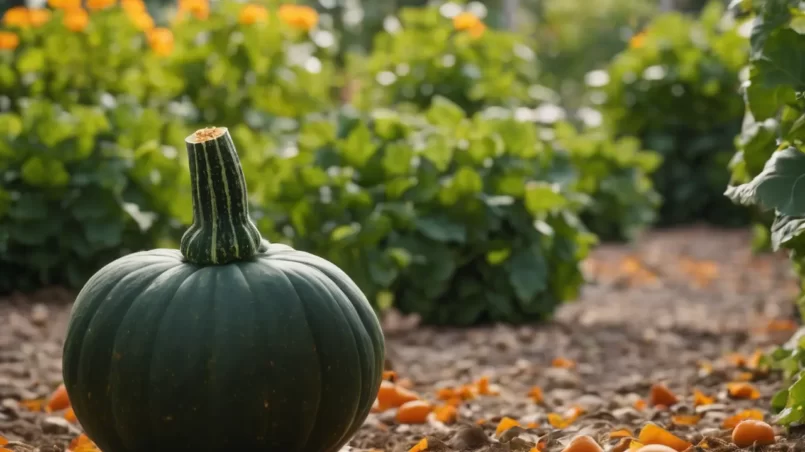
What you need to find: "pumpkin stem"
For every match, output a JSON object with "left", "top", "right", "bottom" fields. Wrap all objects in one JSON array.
[{"left": 180, "top": 127, "right": 263, "bottom": 265}]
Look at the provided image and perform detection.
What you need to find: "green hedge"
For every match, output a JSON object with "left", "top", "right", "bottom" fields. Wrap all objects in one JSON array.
[
  {"left": 723, "top": 0, "right": 805, "bottom": 428},
  {"left": 593, "top": 1, "right": 749, "bottom": 226}
]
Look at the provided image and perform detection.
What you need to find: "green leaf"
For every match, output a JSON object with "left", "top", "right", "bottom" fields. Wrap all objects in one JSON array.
[
  {"left": 415, "top": 215, "right": 467, "bottom": 243},
  {"left": 524, "top": 182, "right": 568, "bottom": 215},
  {"left": 83, "top": 220, "right": 124, "bottom": 248},
  {"left": 754, "top": 28, "right": 805, "bottom": 92},
  {"left": 507, "top": 245, "right": 548, "bottom": 302},
  {"left": 425, "top": 96, "right": 466, "bottom": 128},
  {"left": 774, "top": 372, "right": 805, "bottom": 425},
  {"left": 771, "top": 215, "right": 805, "bottom": 251},
  {"left": 738, "top": 147, "right": 805, "bottom": 216},
  {"left": 21, "top": 157, "right": 70, "bottom": 187},
  {"left": 338, "top": 123, "right": 377, "bottom": 168},
  {"left": 745, "top": 66, "right": 795, "bottom": 120},
  {"left": 452, "top": 166, "right": 483, "bottom": 195},
  {"left": 421, "top": 134, "right": 454, "bottom": 172}
]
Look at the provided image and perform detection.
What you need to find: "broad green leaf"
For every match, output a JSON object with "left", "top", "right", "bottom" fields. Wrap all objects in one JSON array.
[
  {"left": 771, "top": 215, "right": 805, "bottom": 251},
  {"left": 339, "top": 123, "right": 377, "bottom": 168},
  {"left": 507, "top": 245, "right": 548, "bottom": 302},
  {"left": 754, "top": 28, "right": 805, "bottom": 91},
  {"left": 743, "top": 147, "right": 805, "bottom": 216},
  {"left": 425, "top": 96, "right": 466, "bottom": 128},
  {"left": 524, "top": 182, "right": 568, "bottom": 215},
  {"left": 21, "top": 157, "right": 70, "bottom": 188},
  {"left": 415, "top": 215, "right": 467, "bottom": 243}
]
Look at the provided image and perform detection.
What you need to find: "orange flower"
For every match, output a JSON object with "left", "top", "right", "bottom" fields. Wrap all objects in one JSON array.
[
  {"left": 147, "top": 27, "right": 174, "bottom": 56},
  {"left": 468, "top": 22, "right": 485, "bottom": 38},
  {"left": 453, "top": 11, "right": 481, "bottom": 31},
  {"left": 63, "top": 8, "right": 89, "bottom": 32},
  {"left": 49, "top": 0, "right": 82, "bottom": 9},
  {"left": 121, "top": 0, "right": 146, "bottom": 15},
  {"left": 178, "top": 0, "right": 209, "bottom": 20},
  {"left": 87, "top": 0, "right": 116, "bottom": 11},
  {"left": 0, "top": 31, "right": 20, "bottom": 50},
  {"left": 238, "top": 3, "right": 269, "bottom": 25},
  {"left": 130, "top": 12, "right": 154, "bottom": 31},
  {"left": 278, "top": 4, "right": 318, "bottom": 31},
  {"left": 629, "top": 31, "right": 646, "bottom": 49},
  {"left": 3, "top": 6, "right": 29, "bottom": 28},
  {"left": 28, "top": 9, "right": 51, "bottom": 27}
]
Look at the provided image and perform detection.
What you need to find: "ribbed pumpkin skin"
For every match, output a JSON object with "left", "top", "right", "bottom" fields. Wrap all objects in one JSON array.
[{"left": 62, "top": 243, "right": 385, "bottom": 452}]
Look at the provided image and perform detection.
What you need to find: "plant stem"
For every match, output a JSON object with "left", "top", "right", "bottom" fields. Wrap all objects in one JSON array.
[{"left": 180, "top": 127, "right": 262, "bottom": 265}]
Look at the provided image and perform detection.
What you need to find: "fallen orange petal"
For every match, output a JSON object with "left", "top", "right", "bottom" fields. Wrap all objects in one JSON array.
[
  {"left": 433, "top": 404, "right": 457, "bottom": 424},
  {"left": 670, "top": 414, "right": 701, "bottom": 426},
  {"left": 610, "top": 428, "right": 634, "bottom": 439},
  {"left": 383, "top": 370, "right": 398, "bottom": 381},
  {"left": 726, "top": 382, "right": 760, "bottom": 400},
  {"left": 633, "top": 399, "right": 647, "bottom": 411},
  {"left": 528, "top": 386, "right": 544, "bottom": 403},
  {"left": 409, "top": 437, "right": 428, "bottom": 452},
  {"left": 436, "top": 387, "right": 456, "bottom": 400},
  {"left": 637, "top": 423, "right": 692, "bottom": 451},
  {"left": 495, "top": 416, "right": 521, "bottom": 436},
  {"left": 47, "top": 383, "right": 70, "bottom": 412},
  {"left": 649, "top": 383, "right": 678, "bottom": 407},
  {"left": 629, "top": 440, "right": 645, "bottom": 451},
  {"left": 693, "top": 389, "right": 714, "bottom": 406},
  {"left": 724, "top": 353, "right": 746, "bottom": 367},
  {"left": 561, "top": 435, "right": 603, "bottom": 452},
  {"left": 722, "top": 409, "right": 764, "bottom": 429},
  {"left": 396, "top": 400, "right": 432, "bottom": 424},
  {"left": 392, "top": 386, "right": 421, "bottom": 407},
  {"left": 732, "top": 419, "right": 775, "bottom": 447},
  {"left": 0, "top": 436, "right": 7, "bottom": 445},
  {"left": 64, "top": 407, "right": 77, "bottom": 423},
  {"left": 552, "top": 357, "right": 576, "bottom": 369},
  {"left": 476, "top": 418, "right": 487, "bottom": 424},
  {"left": 19, "top": 399, "right": 45, "bottom": 412},
  {"left": 377, "top": 381, "right": 398, "bottom": 408},
  {"left": 527, "top": 421, "right": 540, "bottom": 428}
]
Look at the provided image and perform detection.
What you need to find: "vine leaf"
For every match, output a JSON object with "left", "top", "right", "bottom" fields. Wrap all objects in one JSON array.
[{"left": 725, "top": 147, "right": 805, "bottom": 216}]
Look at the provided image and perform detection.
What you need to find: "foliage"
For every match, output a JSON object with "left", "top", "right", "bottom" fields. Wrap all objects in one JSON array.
[
  {"left": 0, "top": 99, "right": 191, "bottom": 293},
  {"left": 547, "top": 122, "right": 662, "bottom": 241},
  {"left": 593, "top": 1, "right": 750, "bottom": 226},
  {"left": 348, "top": 3, "right": 540, "bottom": 116},
  {"left": 723, "top": 0, "right": 805, "bottom": 427},
  {"left": 258, "top": 98, "right": 597, "bottom": 325}
]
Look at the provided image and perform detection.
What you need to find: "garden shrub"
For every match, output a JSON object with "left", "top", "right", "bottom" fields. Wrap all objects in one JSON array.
[
  {"left": 723, "top": 0, "right": 805, "bottom": 427},
  {"left": 592, "top": 1, "right": 750, "bottom": 226},
  {"left": 547, "top": 122, "right": 662, "bottom": 241},
  {"left": 259, "top": 98, "right": 597, "bottom": 325},
  {"left": 347, "top": 3, "right": 540, "bottom": 116},
  {"left": 0, "top": 99, "right": 192, "bottom": 293}
]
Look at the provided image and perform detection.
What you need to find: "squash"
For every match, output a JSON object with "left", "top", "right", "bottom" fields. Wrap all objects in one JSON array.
[{"left": 62, "top": 127, "right": 385, "bottom": 452}]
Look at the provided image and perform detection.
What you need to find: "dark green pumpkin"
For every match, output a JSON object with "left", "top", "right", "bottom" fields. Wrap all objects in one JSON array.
[{"left": 62, "top": 127, "right": 385, "bottom": 452}]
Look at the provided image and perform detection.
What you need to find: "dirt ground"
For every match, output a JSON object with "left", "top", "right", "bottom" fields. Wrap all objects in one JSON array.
[{"left": 1, "top": 226, "right": 804, "bottom": 452}]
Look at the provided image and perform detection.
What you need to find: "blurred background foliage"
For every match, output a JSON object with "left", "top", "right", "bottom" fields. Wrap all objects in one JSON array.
[{"left": 2, "top": 0, "right": 757, "bottom": 325}]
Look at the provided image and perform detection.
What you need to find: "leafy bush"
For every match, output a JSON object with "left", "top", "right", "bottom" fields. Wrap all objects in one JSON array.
[
  {"left": 591, "top": 1, "right": 750, "bottom": 226},
  {"left": 258, "top": 98, "right": 597, "bottom": 325},
  {"left": 348, "top": 4, "right": 540, "bottom": 115},
  {"left": 0, "top": 99, "right": 191, "bottom": 293},
  {"left": 723, "top": 0, "right": 805, "bottom": 427},
  {"left": 547, "top": 122, "right": 662, "bottom": 241}
]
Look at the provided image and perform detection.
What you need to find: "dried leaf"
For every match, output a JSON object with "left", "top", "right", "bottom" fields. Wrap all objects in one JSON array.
[
  {"left": 722, "top": 409, "right": 764, "bottom": 429},
  {"left": 693, "top": 389, "right": 714, "bottom": 407},
  {"left": 528, "top": 386, "right": 544, "bottom": 404},
  {"left": 637, "top": 423, "right": 692, "bottom": 451},
  {"left": 409, "top": 438, "right": 428, "bottom": 452},
  {"left": 726, "top": 382, "right": 760, "bottom": 400},
  {"left": 495, "top": 417, "right": 521, "bottom": 437},
  {"left": 671, "top": 415, "right": 701, "bottom": 426}
]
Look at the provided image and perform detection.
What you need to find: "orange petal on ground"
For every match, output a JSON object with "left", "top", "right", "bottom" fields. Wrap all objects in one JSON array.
[
  {"left": 409, "top": 437, "right": 428, "bottom": 452},
  {"left": 722, "top": 409, "right": 764, "bottom": 429},
  {"left": 649, "top": 383, "right": 678, "bottom": 407},
  {"left": 633, "top": 399, "right": 647, "bottom": 411},
  {"left": 377, "top": 381, "right": 398, "bottom": 407},
  {"left": 47, "top": 384, "right": 70, "bottom": 412},
  {"left": 731, "top": 420, "right": 775, "bottom": 447},
  {"left": 396, "top": 400, "right": 432, "bottom": 424},
  {"left": 19, "top": 398, "right": 45, "bottom": 412},
  {"left": 495, "top": 416, "right": 521, "bottom": 436},
  {"left": 433, "top": 404, "right": 457, "bottom": 424},
  {"left": 382, "top": 370, "right": 397, "bottom": 381},
  {"left": 726, "top": 382, "right": 760, "bottom": 400},
  {"left": 392, "top": 386, "right": 421, "bottom": 406},
  {"left": 561, "top": 435, "right": 603, "bottom": 452},
  {"left": 670, "top": 414, "right": 701, "bottom": 426},
  {"left": 436, "top": 387, "right": 456, "bottom": 400},
  {"left": 528, "top": 386, "right": 544, "bottom": 403},
  {"left": 693, "top": 389, "right": 714, "bottom": 406},
  {"left": 552, "top": 357, "right": 576, "bottom": 369},
  {"left": 64, "top": 407, "right": 77, "bottom": 423},
  {"left": 609, "top": 428, "right": 634, "bottom": 439},
  {"left": 637, "top": 423, "right": 692, "bottom": 451}
]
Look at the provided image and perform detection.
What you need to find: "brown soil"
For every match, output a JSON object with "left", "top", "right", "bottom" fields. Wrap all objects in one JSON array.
[{"left": 1, "top": 226, "right": 804, "bottom": 452}]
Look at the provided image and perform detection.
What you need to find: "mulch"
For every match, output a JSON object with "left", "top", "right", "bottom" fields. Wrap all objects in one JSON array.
[{"left": 1, "top": 226, "right": 804, "bottom": 452}]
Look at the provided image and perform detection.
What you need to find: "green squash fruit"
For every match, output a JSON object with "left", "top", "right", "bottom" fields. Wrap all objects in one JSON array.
[{"left": 62, "top": 127, "right": 385, "bottom": 452}]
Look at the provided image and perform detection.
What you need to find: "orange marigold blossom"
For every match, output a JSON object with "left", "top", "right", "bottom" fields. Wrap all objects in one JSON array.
[
  {"left": 629, "top": 31, "right": 646, "bottom": 49},
  {"left": 121, "top": 0, "right": 146, "bottom": 14},
  {"left": 278, "top": 4, "right": 318, "bottom": 31},
  {"left": 63, "top": 8, "right": 90, "bottom": 32},
  {"left": 0, "top": 31, "right": 19, "bottom": 50},
  {"left": 468, "top": 22, "right": 485, "bottom": 38},
  {"left": 147, "top": 27, "right": 174, "bottom": 56},
  {"left": 87, "top": 0, "right": 116, "bottom": 11},
  {"left": 179, "top": 0, "right": 209, "bottom": 20},
  {"left": 130, "top": 12, "right": 155, "bottom": 31},
  {"left": 239, "top": 3, "right": 268, "bottom": 25},
  {"left": 49, "top": 0, "right": 81, "bottom": 9},
  {"left": 452, "top": 11, "right": 481, "bottom": 30},
  {"left": 28, "top": 9, "right": 51, "bottom": 27},
  {"left": 2, "top": 6, "right": 29, "bottom": 27}
]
